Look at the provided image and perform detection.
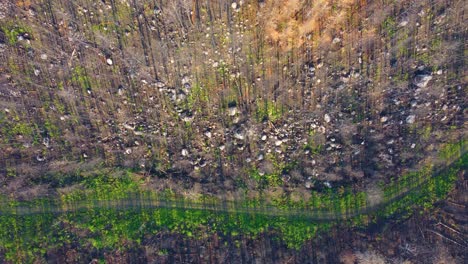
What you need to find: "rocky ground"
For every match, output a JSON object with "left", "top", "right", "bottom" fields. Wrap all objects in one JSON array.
[{"left": 0, "top": 0, "right": 465, "bottom": 200}]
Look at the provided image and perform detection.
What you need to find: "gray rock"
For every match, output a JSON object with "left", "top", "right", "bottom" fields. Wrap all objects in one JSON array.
[
  {"left": 181, "top": 149, "right": 189, "bottom": 156},
  {"left": 406, "top": 115, "right": 416, "bottom": 124},
  {"left": 257, "top": 154, "right": 264, "bottom": 161},
  {"left": 399, "top": 20, "right": 408, "bottom": 27},
  {"left": 234, "top": 132, "right": 244, "bottom": 140},
  {"left": 182, "top": 115, "right": 194, "bottom": 122},
  {"left": 228, "top": 106, "right": 237, "bottom": 116},
  {"left": 414, "top": 75, "right": 432, "bottom": 88},
  {"left": 176, "top": 90, "right": 186, "bottom": 102},
  {"left": 181, "top": 75, "right": 191, "bottom": 85},
  {"left": 154, "top": 81, "right": 166, "bottom": 88},
  {"left": 179, "top": 110, "right": 194, "bottom": 122},
  {"left": 42, "top": 137, "right": 50, "bottom": 148}
]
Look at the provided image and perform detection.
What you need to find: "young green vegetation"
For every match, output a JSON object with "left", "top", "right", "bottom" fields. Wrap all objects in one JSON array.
[
  {"left": 0, "top": 205, "right": 328, "bottom": 263},
  {"left": 376, "top": 141, "right": 467, "bottom": 219},
  {"left": 0, "top": 140, "right": 465, "bottom": 262},
  {"left": 255, "top": 100, "right": 283, "bottom": 122}
]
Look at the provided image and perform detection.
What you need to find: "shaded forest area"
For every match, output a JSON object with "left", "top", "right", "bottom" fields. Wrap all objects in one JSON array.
[{"left": 0, "top": 0, "right": 466, "bottom": 199}]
